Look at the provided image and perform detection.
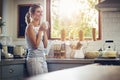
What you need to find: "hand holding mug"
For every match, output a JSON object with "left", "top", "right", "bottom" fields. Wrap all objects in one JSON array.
[{"left": 39, "top": 21, "right": 49, "bottom": 31}]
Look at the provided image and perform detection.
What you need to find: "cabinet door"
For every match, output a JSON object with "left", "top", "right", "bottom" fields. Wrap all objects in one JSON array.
[
  {"left": 2, "top": 64, "right": 24, "bottom": 78},
  {"left": 47, "top": 63, "right": 88, "bottom": 72}
]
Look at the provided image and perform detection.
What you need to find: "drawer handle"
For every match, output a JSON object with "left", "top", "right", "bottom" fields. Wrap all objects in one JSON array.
[{"left": 9, "top": 69, "right": 14, "bottom": 73}]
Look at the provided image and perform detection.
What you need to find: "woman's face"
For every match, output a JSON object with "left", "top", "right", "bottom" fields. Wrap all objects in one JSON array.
[{"left": 32, "top": 7, "right": 43, "bottom": 20}]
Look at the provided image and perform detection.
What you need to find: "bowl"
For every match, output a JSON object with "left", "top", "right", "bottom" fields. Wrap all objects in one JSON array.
[{"left": 85, "top": 51, "right": 99, "bottom": 59}]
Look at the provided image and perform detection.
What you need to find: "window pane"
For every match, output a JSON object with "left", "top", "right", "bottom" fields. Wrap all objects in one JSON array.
[{"left": 51, "top": 0, "right": 99, "bottom": 39}]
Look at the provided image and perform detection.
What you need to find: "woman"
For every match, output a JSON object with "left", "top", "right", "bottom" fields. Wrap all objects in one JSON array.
[{"left": 25, "top": 4, "right": 48, "bottom": 76}]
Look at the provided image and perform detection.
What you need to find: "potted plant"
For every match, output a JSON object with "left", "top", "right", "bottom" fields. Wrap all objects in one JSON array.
[{"left": 0, "top": 17, "right": 5, "bottom": 34}]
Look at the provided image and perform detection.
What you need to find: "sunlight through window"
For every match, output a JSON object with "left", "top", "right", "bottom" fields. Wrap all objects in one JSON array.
[{"left": 49, "top": 0, "right": 100, "bottom": 40}]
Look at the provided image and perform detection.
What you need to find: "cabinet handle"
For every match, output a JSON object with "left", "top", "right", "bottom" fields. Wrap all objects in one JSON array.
[{"left": 9, "top": 68, "right": 14, "bottom": 73}]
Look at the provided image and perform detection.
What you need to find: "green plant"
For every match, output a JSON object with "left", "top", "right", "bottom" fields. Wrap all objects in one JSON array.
[{"left": 0, "top": 17, "right": 5, "bottom": 27}]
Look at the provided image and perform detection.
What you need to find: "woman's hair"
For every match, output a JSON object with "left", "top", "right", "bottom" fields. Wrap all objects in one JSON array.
[{"left": 25, "top": 4, "right": 43, "bottom": 25}]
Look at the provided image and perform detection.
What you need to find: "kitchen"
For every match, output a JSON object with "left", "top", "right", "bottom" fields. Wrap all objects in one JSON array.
[{"left": 0, "top": 0, "right": 120, "bottom": 80}]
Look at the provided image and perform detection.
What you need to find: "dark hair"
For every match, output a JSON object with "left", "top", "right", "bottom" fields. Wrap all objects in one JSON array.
[{"left": 25, "top": 4, "right": 42, "bottom": 24}]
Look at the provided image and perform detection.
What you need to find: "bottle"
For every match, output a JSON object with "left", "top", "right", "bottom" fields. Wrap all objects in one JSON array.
[{"left": 60, "top": 43, "right": 66, "bottom": 58}]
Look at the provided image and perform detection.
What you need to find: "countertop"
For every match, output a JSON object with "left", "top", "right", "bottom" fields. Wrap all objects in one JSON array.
[
  {"left": 46, "top": 58, "right": 94, "bottom": 64},
  {"left": 0, "top": 58, "right": 120, "bottom": 65},
  {"left": 26, "top": 64, "right": 120, "bottom": 80},
  {"left": 0, "top": 58, "right": 26, "bottom": 65},
  {"left": 46, "top": 58, "right": 120, "bottom": 64}
]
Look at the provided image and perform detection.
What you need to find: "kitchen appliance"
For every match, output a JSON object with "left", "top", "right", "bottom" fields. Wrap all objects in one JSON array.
[
  {"left": 1, "top": 45, "right": 14, "bottom": 59},
  {"left": 101, "top": 40, "right": 118, "bottom": 58},
  {"left": 14, "top": 45, "right": 26, "bottom": 58}
]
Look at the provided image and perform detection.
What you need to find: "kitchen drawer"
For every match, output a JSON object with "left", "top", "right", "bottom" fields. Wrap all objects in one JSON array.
[
  {"left": 2, "top": 64, "right": 24, "bottom": 78},
  {"left": 48, "top": 63, "right": 85, "bottom": 72}
]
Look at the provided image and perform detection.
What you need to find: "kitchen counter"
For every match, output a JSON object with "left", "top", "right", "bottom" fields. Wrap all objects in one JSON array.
[
  {"left": 0, "top": 58, "right": 26, "bottom": 80},
  {"left": 0, "top": 58, "right": 26, "bottom": 65},
  {"left": 46, "top": 58, "right": 94, "bottom": 64},
  {"left": 46, "top": 58, "right": 120, "bottom": 63},
  {"left": 46, "top": 58, "right": 120, "bottom": 72},
  {"left": 0, "top": 58, "right": 120, "bottom": 65},
  {"left": 26, "top": 64, "right": 120, "bottom": 80}
]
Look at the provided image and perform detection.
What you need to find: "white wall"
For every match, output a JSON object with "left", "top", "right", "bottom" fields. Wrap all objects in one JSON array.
[
  {"left": 87, "top": 11, "right": 120, "bottom": 54},
  {"left": 2, "top": 0, "right": 46, "bottom": 45},
  {"left": 101, "top": 12, "right": 120, "bottom": 53}
]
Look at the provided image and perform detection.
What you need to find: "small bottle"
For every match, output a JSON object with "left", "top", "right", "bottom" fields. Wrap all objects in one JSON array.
[{"left": 60, "top": 43, "right": 66, "bottom": 58}]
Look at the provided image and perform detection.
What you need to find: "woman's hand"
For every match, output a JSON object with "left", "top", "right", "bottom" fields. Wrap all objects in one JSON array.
[{"left": 39, "top": 22, "right": 48, "bottom": 31}]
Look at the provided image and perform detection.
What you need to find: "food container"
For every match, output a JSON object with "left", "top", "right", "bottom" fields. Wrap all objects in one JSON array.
[{"left": 85, "top": 51, "right": 99, "bottom": 59}]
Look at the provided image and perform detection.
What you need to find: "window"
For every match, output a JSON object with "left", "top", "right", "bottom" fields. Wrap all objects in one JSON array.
[{"left": 46, "top": 0, "right": 101, "bottom": 40}]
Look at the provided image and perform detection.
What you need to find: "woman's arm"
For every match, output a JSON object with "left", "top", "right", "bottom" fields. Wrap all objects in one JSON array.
[
  {"left": 40, "top": 22, "right": 48, "bottom": 48},
  {"left": 26, "top": 24, "right": 42, "bottom": 49},
  {"left": 43, "top": 31, "right": 48, "bottom": 48}
]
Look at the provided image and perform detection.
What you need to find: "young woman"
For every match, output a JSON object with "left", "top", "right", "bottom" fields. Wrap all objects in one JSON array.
[{"left": 25, "top": 4, "right": 48, "bottom": 76}]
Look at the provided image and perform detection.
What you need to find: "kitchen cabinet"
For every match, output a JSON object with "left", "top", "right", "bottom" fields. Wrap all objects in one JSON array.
[
  {"left": 47, "top": 63, "right": 86, "bottom": 72},
  {"left": 47, "top": 58, "right": 120, "bottom": 72},
  {"left": 1, "top": 64, "right": 24, "bottom": 80},
  {"left": 0, "top": 59, "right": 26, "bottom": 80},
  {"left": 26, "top": 64, "right": 120, "bottom": 80},
  {"left": 47, "top": 58, "right": 94, "bottom": 72}
]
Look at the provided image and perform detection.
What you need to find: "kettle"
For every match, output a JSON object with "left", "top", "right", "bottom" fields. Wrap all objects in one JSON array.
[
  {"left": 102, "top": 40, "right": 117, "bottom": 58},
  {"left": 103, "top": 40, "right": 115, "bottom": 51}
]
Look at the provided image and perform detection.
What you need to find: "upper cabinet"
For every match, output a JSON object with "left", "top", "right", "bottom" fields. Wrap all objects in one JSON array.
[{"left": 95, "top": 0, "right": 120, "bottom": 12}]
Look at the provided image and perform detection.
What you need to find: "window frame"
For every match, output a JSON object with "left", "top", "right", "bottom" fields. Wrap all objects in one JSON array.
[{"left": 46, "top": 0, "right": 101, "bottom": 40}]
